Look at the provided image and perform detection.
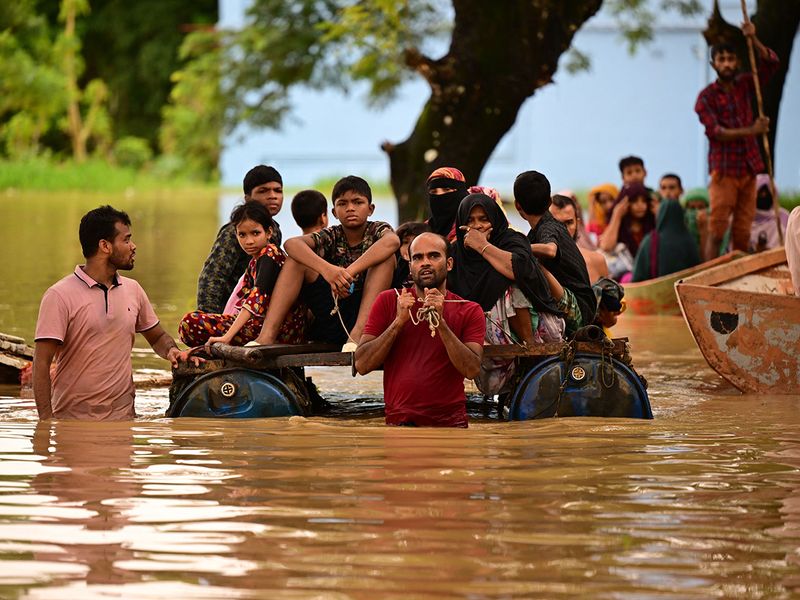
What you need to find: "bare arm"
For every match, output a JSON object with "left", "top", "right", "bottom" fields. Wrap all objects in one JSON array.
[
  {"left": 463, "top": 228, "right": 515, "bottom": 279},
  {"left": 141, "top": 324, "right": 200, "bottom": 368},
  {"left": 346, "top": 232, "right": 400, "bottom": 277},
  {"left": 599, "top": 198, "right": 627, "bottom": 252},
  {"left": 355, "top": 289, "right": 414, "bottom": 374},
  {"left": 436, "top": 321, "right": 483, "bottom": 379},
  {"left": 531, "top": 242, "right": 558, "bottom": 260},
  {"left": 32, "top": 340, "right": 58, "bottom": 420}
]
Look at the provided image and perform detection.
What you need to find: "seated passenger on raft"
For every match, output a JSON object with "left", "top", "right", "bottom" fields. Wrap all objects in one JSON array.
[
  {"left": 179, "top": 202, "right": 306, "bottom": 346},
  {"left": 514, "top": 170, "right": 596, "bottom": 337},
  {"left": 355, "top": 232, "right": 485, "bottom": 427},
  {"left": 448, "top": 192, "right": 564, "bottom": 348},
  {"left": 252, "top": 175, "right": 400, "bottom": 347}
]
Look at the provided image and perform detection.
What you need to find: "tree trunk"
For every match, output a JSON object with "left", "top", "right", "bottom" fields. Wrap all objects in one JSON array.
[
  {"left": 383, "top": 0, "right": 603, "bottom": 222},
  {"left": 703, "top": 0, "right": 799, "bottom": 159},
  {"left": 63, "top": 0, "right": 87, "bottom": 163}
]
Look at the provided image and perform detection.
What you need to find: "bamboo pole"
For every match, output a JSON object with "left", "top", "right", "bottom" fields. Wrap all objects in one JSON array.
[{"left": 739, "top": 0, "right": 783, "bottom": 244}]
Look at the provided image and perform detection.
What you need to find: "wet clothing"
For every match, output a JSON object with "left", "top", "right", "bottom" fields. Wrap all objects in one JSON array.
[
  {"left": 35, "top": 266, "right": 159, "bottom": 420},
  {"left": 180, "top": 243, "right": 305, "bottom": 346},
  {"left": 695, "top": 49, "right": 779, "bottom": 177},
  {"left": 632, "top": 201, "right": 701, "bottom": 282},
  {"left": 527, "top": 212, "right": 595, "bottom": 330},
  {"left": 363, "top": 288, "right": 485, "bottom": 427},
  {"left": 449, "top": 194, "right": 560, "bottom": 316},
  {"left": 196, "top": 220, "right": 282, "bottom": 314}
]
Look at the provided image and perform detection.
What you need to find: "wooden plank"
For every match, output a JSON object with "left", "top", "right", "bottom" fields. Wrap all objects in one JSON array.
[
  {"left": 0, "top": 340, "right": 33, "bottom": 359},
  {"left": 209, "top": 342, "right": 340, "bottom": 365},
  {"left": 482, "top": 339, "right": 628, "bottom": 359},
  {"left": 0, "top": 333, "right": 26, "bottom": 344}
]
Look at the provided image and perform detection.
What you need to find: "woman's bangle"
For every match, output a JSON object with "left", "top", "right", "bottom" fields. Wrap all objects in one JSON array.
[{"left": 480, "top": 243, "right": 490, "bottom": 255}]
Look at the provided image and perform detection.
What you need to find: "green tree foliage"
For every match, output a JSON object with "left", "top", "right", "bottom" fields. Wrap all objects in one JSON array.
[
  {"left": 0, "top": 1, "right": 65, "bottom": 157},
  {"left": 80, "top": 0, "right": 217, "bottom": 148},
  {"left": 159, "top": 30, "right": 222, "bottom": 180}
]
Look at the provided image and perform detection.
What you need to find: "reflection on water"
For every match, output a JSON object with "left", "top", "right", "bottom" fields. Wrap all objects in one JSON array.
[{"left": 1, "top": 192, "right": 800, "bottom": 597}]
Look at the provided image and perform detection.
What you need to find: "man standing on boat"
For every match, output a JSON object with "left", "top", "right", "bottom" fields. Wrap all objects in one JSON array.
[
  {"left": 33, "top": 206, "right": 199, "bottom": 420},
  {"left": 695, "top": 21, "right": 779, "bottom": 261},
  {"left": 355, "top": 233, "right": 485, "bottom": 427}
]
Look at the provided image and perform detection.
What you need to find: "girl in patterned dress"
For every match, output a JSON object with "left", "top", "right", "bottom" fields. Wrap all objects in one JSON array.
[{"left": 179, "top": 202, "right": 306, "bottom": 347}]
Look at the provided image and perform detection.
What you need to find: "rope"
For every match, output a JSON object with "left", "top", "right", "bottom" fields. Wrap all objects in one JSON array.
[
  {"left": 393, "top": 289, "right": 471, "bottom": 338},
  {"left": 330, "top": 293, "right": 358, "bottom": 345}
]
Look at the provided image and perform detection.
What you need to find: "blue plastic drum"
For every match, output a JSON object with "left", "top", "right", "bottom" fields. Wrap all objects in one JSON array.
[
  {"left": 508, "top": 353, "right": 652, "bottom": 420},
  {"left": 167, "top": 368, "right": 308, "bottom": 418}
]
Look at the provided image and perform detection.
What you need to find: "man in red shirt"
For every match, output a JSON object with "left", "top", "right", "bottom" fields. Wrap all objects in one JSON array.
[
  {"left": 355, "top": 233, "right": 485, "bottom": 427},
  {"left": 695, "top": 21, "right": 779, "bottom": 260}
]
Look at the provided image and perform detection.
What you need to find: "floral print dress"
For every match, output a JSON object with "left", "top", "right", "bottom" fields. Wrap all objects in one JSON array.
[{"left": 179, "top": 244, "right": 306, "bottom": 346}]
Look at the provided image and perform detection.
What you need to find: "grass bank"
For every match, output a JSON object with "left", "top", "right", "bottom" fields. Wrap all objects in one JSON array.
[{"left": 0, "top": 157, "right": 218, "bottom": 193}]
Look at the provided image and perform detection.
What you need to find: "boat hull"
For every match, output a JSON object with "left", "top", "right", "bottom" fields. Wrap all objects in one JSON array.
[
  {"left": 624, "top": 252, "right": 743, "bottom": 316},
  {"left": 675, "top": 248, "right": 800, "bottom": 394}
]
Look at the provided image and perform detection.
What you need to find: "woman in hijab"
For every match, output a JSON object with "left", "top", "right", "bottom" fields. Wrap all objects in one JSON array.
[
  {"left": 599, "top": 183, "right": 656, "bottom": 281},
  {"left": 426, "top": 167, "right": 469, "bottom": 241},
  {"left": 449, "top": 193, "right": 564, "bottom": 394},
  {"left": 631, "top": 200, "right": 700, "bottom": 281}
]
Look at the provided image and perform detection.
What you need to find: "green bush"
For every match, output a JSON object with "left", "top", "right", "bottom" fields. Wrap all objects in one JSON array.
[{"left": 113, "top": 136, "right": 153, "bottom": 170}]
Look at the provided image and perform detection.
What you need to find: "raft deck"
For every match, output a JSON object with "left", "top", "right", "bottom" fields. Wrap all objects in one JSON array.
[{"left": 173, "top": 338, "right": 632, "bottom": 377}]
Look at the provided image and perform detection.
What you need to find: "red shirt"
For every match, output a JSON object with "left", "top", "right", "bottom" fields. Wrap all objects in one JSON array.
[
  {"left": 695, "top": 49, "right": 779, "bottom": 177},
  {"left": 363, "top": 288, "right": 485, "bottom": 427}
]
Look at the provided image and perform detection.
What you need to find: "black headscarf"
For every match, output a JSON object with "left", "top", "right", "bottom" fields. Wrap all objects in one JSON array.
[
  {"left": 427, "top": 168, "right": 469, "bottom": 237},
  {"left": 448, "top": 193, "right": 560, "bottom": 315}
]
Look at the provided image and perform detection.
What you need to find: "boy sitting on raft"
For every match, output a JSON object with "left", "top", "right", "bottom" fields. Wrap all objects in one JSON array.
[{"left": 252, "top": 175, "right": 400, "bottom": 348}]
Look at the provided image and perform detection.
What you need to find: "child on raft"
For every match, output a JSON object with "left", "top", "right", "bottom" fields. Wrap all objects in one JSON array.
[
  {"left": 250, "top": 175, "right": 400, "bottom": 349},
  {"left": 178, "top": 202, "right": 306, "bottom": 347}
]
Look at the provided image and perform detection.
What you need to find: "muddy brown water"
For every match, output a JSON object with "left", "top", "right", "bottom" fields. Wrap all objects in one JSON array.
[{"left": 0, "top": 192, "right": 799, "bottom": 598}]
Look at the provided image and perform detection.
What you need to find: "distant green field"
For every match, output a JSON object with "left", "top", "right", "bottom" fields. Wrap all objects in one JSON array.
[{"left": 0, "top": 158, "right": 216, "bottom": 193}]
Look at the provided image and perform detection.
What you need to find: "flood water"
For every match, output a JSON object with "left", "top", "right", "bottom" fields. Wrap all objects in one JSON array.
[{"left": 1, "top": 191, "right": 799, "bottom": 598}]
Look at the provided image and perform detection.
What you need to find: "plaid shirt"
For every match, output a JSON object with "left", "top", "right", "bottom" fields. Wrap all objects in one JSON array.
[{"left": 695, "top": 48, "right": 779, "bottom": 177}]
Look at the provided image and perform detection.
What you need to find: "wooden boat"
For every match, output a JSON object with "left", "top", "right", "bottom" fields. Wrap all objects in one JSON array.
[
  {"left": 168, "top": 330, "right": 652, "bottom": 420},
  {"left": 0, "top": 333, "right": 33, "bottom": 385},
  {"left": 675, "top": 247, "right": 799, "bottom": 394},
  {"left": 624, "top": 251, "right": 744, "bottom": 316}
]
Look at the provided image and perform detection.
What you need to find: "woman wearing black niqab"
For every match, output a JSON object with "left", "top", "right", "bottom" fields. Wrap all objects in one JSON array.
[{"left": 426, "top": 167, "right": 469, "bottom": 240}]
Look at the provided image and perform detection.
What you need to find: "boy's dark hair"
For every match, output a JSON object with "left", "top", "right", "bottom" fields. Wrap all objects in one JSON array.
[
  {"left": 79, "top": 205, "right": 131, "bottom": 258},
  {"left": 331, "top": 175, "right": 372, "bottom": 205},
  {"left": 710, "top": 42, "right": 737, "bottom": 60},
  {"left": 230, "top": 200, "right": 274, "bottom": 232},
  {"left": 660, "top": 172, "right": 683, "bottom": 188},
  {"left": 513, "top": 170, "right": 552, "bottom": 215},
  {"left": 618, "top": 155, "right": 644, "bottom": 173},
  {"left": 243, "top": 165, "right": 282, "bottom": 196},
  {"left": 551, "top": 194, "right": 581, "bottom": 218},
  {"left": 396, "top": 221, "right": 431, "bottom": 241},
  {"left": 291, "top": 190, "right": 328, "bottom": 228}
]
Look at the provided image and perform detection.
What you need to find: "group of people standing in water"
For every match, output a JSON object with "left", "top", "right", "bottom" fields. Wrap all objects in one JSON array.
[{"left": 29, "top": 157, "right": 799, "bottom": 426}]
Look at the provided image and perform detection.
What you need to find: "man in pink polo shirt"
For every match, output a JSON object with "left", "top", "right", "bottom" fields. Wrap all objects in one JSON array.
[{"left": 33, "top": 205, "right": 198, "bottom": 420}]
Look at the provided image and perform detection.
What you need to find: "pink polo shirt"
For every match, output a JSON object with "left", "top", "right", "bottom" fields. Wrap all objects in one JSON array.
[{"left": 34, "top": 266, "right": 159, "bottom": 420}]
